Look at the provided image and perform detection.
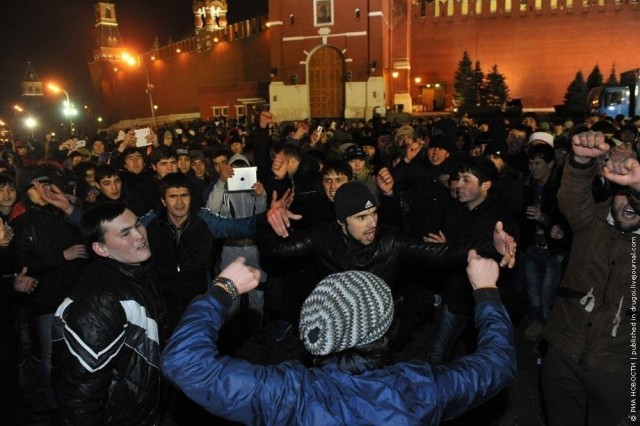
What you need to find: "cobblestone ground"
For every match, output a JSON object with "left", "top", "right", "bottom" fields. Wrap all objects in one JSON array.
[{"left": 16, "top": 305, "right": 546, "bottom": 426}]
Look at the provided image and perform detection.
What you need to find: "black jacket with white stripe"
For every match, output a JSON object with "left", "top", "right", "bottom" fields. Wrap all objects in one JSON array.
[{"left": 52, "top": 258, "right": 165, "bottom": 425}]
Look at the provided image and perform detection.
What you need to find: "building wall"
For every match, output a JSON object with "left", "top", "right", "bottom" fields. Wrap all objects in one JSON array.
[{"left": 410, "top": 0, "right": 640, "bottom": 109}]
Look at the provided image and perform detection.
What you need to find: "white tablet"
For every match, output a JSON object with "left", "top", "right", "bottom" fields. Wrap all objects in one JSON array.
[{"left": 227, "top": 167, "right": 257, "bottom": 192}]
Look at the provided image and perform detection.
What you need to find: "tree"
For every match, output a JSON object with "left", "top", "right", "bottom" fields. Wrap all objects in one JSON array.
[
  {"left": 483, "top": 64, "right": 510, "bottom": 106},
  {"left": 586, "top": 65, "right": 604, "bottom": 91},
  {"left": 607, "top": 63, "right": 618, "bottom": 85},
  {"left": 453, "top": 51, "right": 477, "bottom": 109},
  {"left": 564, "top": 71, "right": 588, "bottom": 114}
]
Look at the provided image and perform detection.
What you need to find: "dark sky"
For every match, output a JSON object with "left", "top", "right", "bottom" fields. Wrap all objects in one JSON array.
[{"left": 0, "top": 0, "right": 267, "bottom": 111}]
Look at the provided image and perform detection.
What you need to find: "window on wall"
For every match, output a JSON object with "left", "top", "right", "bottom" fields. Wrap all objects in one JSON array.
[
  {"left": 535, "top": 0, "right": 542, "bottom": 9},
  {"left": 520, "top": 0, "right": 528, "bottom": 11},
  {"left": 212, "top": 106, "right": 229, "bottom": 117},
  {"left": 447, "top": 0, "right": 454, "bottom": 15},
  {"left": 462, "top": 0, "right": 469, "bottom": 14},
  {"left": 490, "top": 0, "right": 497, "bottom": 13},
  {"left": 550, "top": 0, "right": 558, "bottom": 8},
  {"left": 235, "top": 105, "right": 246, "bottom": 116},
  {"left": 505, "top": 0, "right": 512, "bottom": 12},
  {"left": 475, "top": 0, "right": 483, "bottom": 14}
]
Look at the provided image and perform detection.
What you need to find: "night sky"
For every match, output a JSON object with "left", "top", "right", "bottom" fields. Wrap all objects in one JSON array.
[{"left": 0, "top": 0, "right": 267, "bottom": 111}]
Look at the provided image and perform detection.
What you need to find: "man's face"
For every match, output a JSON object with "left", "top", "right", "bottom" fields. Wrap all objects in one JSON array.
[
  {"left": 507, "top": 130, "right": 526, "bottom": 154},
  {"left": 342, "top": 207, "right": 378, "bottom": 246},
  {"left": 0, "top": 184, "right": 17, "bottom": 210},
  {"left": 163, "top": 134, "right": 174, "bottom": 146},
  {"left": 362, "top": 146, "right": 376, "bottom": 160},
  {"left": 230, "top": 142, "right": 243, "bottom": 155},
  {"left": 212, "top": 155, "right": 229, "bottom": 176},
  {"left": 124, "top": 152, "right": 145, "bottom": 174},
  {"left": 92, "top": 140, "right": 105, "bottom": 155},
  {"left": 321, "top": 172, "right": 349, "bottom": 202},
  {"left": 427, "top": 147, "right": 449, "bottom": 166},
  {"left": 97, "top": 175, "right": 122, "bottom": 200},
  {"left": 528, "top": 157, "right": 554, "bottom": 182},
  {"left": 191, "top": 159, "right": 207, "bottom": 179},
  {"left": 522, "top": 117, "right": 537, "bottom": 130},
  {"left": 585, "top": 115, "right": 600, "bottom": 129},
  {"left": 611, "top": 194, "right": 640, "bottom": 233},
  {"left": 71, "top": 155, "right": 83, "bottom": 167},
  {"left": 457, "top": 172, "right": 489, "bottom": 209},
  {"left": 348, "top": 158, "right": 366, "bottom": 175},
  {"left": 153, "top": 157, "right": 178, "bottom": 179},
  {"left": 177, "top": 155, "right": 191, "bottom": 174},
  {"left": 16, "top": 147, "right": 28, "bottom": 156},
  {"left": 162, "top": 187, "right": 191, "bottom": 224},
  {"left": 95, "top": 209, "right": 151, "bottom": 264}
]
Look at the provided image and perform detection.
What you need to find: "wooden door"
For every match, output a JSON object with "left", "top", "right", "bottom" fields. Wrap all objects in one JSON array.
[{"left": 308, "top": 47, "right": 344, "bottom": 119}]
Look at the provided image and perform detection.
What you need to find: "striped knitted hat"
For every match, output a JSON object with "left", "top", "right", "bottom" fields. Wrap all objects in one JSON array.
[{"left": 299, "top": 271, "right": 394, "bottom": 356}]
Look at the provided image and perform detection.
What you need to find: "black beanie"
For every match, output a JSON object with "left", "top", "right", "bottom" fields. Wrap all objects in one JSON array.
[{"left": 334, "top": 181, "right": 379, "bottom": 220}]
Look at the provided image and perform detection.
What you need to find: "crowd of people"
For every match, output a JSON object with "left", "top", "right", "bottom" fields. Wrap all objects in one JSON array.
[{"left": 0, "top": 108, "right": 638, "bottom": 425}]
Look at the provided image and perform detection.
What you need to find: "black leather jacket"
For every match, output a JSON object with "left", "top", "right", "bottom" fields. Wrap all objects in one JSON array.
[
  {"left": 258, "top": 222, "right": 494, "bottom": 291},
  {"left": 52, "top": 258, "right": 164, "bottom": 425}
]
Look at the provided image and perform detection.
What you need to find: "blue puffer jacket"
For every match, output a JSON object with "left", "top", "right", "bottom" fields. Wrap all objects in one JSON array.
[{"left": 161, "top": 287, "right": 516, "bottom": 425}]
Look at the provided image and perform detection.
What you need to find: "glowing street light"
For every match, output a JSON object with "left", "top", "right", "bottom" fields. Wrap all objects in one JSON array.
[
  {"left": 122, "top": 51, "right": 157, "bottom": 129},
  {"left": 48, "top": 83, "right": 75, "bottom": 133},
  {"left": 24, "top": 116, "right": 37, "bottom": 138}
]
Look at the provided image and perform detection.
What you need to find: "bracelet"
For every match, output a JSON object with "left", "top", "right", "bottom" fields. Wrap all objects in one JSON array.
[{"left": 213, "top": 276, "right": 239, "bottom": 300}]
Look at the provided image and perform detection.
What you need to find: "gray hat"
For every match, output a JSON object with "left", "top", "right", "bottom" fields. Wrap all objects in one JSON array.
[
  {"left": 334, "top": 181, "right": 378, "bottom": 220},
  {"left": 299, "top": 271, "right": 394, "bottom": 356},
  {"left": 189, "top": 150, "right": 205, "bottom": 162}
]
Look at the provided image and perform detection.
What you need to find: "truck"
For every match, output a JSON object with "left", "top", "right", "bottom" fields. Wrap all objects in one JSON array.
[{"left": 587, "top": 68, "right": 640, "bottom": 118}]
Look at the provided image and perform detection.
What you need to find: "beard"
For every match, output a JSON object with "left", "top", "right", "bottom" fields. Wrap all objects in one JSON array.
[{"left": 611, "top": 202, "right": 640, "bottom": 233}]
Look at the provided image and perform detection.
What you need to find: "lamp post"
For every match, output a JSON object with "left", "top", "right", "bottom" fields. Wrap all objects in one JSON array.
[
  {"left": 48, "top": 83, "right": 75, "bottom": 134},
  {"left": 122, "top": 52, "right": 157, "bottom": 129},
  {"left": 13, "top": 105, "right": 37, "bottom": 139}
]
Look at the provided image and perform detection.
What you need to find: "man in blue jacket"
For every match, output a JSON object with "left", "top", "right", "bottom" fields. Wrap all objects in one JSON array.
[{"left": 161, "top": 253, "right": 516, "bottom": 425}]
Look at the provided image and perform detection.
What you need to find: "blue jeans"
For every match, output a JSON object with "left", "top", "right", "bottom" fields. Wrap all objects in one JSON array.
[
  {"left": 36, "top": 313, "right": 57, "bottom": 409},
  {"left": 524, "top": 246, "right": 564, "bottom": 324}
]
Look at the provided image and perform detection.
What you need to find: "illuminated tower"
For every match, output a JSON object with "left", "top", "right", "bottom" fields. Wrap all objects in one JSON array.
[
  {"left": 21, "top": 62, "right": 43, "bottom": 97},
  {"left": 93, "top": 2, "right": 124, "bottom": 61},
  {"left": 193, "top": 0, "right": 229, "bottom": 33}
]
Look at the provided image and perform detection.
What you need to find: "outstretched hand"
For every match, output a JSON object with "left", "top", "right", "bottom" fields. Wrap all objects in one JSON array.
[
  {"left": 602, "top": 156, "right": 640, "bottom": 192},
  {"left": 219, "top": 257, "right": 260, "bottom": 295},
  {"left": 493, "top": 221, "right": 516, "bottom": 268},
  {"left": 466, "top": 250, "right": 499, "bottom": 290},
  {"left": 267, "top": 189, "right": 301, "bottom": 238}
]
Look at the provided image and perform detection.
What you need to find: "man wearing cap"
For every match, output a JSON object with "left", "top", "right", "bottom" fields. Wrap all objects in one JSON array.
[
  {"left": 12, "top": 165, "right": 89, "bottom": 413},
  {"left": 342, "top": 144, "right": 373, "bottom": 184},
  {"left": 189, "top": 149, "right": 213, "bottom": 202},
  {"left": 529, "top": 131, "right": 555, "bottom": 148},
  {"left": 260, "top": 180, "right": 516, "bottom": 294},
  {"left": 93, "top": 164, "right": 147, "bottom": 216},
  {"left": 161, "top": 252, "right": 516, "bottom": 424},
  {"left": 175, "top": 147, "right": 191, "bottom": 174},
  {"left": 541, "top": 131, "right": 636, "bottom": 425}
]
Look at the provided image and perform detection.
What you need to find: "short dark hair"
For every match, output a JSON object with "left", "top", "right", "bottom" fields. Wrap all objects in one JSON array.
[
  {"left": 528, "top": 143, "right": 555, "bottom": 164},
  {"left": 313, "top": 337, "right": 391, "bottom": 374},
  {"left": 80, "top": 201, "right": 128, "bottom": 245},
  {"left": 73, "top": 161, "right": 98, "bottom": 179},
  {"left": 95, "top": 164, "right": 120, "bottom": 184},
  {"left": 0, "top": 173, "right": 16, "bottom": 189},
  {"left": 149, "top": 146, "right": 177, "bottom": 166},
  {"left": 277, "top": 145, "right": 303, "bottom": 162},
  {"left": 158, "top": 172, "right": 191, "bottom": 199},
  {"left": 458, "top": 157, "right": 498, "bottom": 184},
  {"left": 322, "top": 160, "right": 353, "bottom": 180}
]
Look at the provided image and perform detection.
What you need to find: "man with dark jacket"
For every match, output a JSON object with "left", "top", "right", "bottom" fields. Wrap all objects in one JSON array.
[
  {"left": 52, "top": 202, "right": 164, "bottom": 425},
  {"left": 541, "top": 131, "right": 636, "bottom": 425},
  {"left": 161, "top": 253, "right": 516, "bottom": 424},
  {"left": 259, "top": 181, "right": 516, "bottom": 292}
]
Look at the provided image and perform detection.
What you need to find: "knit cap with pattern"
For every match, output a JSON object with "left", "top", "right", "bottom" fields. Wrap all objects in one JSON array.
[{"left": 299, "top": 271, "right": 394, "bottom": 356}]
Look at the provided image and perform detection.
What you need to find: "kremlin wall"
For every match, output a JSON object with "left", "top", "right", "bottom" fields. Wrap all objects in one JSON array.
[{"left": 89, "top": 0, "right": 640, "bottom": 127}]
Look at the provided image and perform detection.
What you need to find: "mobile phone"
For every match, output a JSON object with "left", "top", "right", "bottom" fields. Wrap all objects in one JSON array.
[
  {"left": 75, "top": 140, "right": 87, "bottom": 148},
  {"left": 316, "top": 126, "right": 323, "bottom": 134}
]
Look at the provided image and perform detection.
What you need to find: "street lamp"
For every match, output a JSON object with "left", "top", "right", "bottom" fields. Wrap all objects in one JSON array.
[
  {"left": 24, "top": 117, "right": 37, "bottom": 138},
  {"left": 122, "top": 52, "right": 157, "bottom": 129},
  {"left": 48, "top": 83, "right": 76, "bottom": 134}
]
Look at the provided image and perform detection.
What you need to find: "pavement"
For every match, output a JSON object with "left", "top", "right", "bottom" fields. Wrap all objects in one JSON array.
[{"left": 15, "top": 303, "right": 547, "bottom": 426}]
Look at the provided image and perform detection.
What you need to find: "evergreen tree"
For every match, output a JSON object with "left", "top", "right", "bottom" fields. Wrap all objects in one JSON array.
[
  {"left": 474, "top": 61, "right": 484, "bottom": 106},
  {"left": 607, "top": 64, "right": 618, "bottom": 85},
  {"left": 453, "top": 51, "right": 476, "bottom": 109},
  {"left": 586, "top": 65, "right": 604, "bottom": 91},
  {"left": 564, "top": 71, "right": 588, "bottom": 114},
  {"left": 484, "top": 64, "right": 510, "bottom": 106}
]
